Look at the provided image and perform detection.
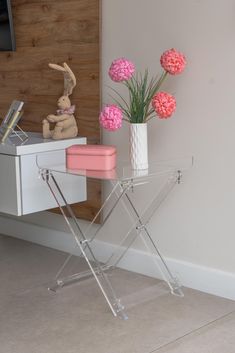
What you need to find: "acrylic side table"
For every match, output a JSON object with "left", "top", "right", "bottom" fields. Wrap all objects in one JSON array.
[{"left": 38, "top": 157, "right": 193, "bottom": 320}]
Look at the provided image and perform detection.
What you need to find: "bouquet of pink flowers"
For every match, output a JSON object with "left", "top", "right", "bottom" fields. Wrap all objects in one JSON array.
[{"left": 99, "top": 48, "right": 186, "bottom": 131}]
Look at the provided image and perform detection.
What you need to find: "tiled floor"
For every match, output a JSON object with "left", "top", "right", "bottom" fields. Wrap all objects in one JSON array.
[{"left": 1, "top": 234, "right": 235, "bottom": 353}]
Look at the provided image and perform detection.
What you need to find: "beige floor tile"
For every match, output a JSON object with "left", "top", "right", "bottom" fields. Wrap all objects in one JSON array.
[
  {"left": 1, "top": 235, "right": 235, "bottom": 353},
  {"left": 0, "top": 235, "right": 67, "bottom": 297},
  {"left": 0, "top": 234, "right": 36, "bottom": 261},
  {"left": 1, "top": 281, "right": 235, "bottom": 353},
  {"left": 153, "top": 311, "right": 235, "bottom": 353}
]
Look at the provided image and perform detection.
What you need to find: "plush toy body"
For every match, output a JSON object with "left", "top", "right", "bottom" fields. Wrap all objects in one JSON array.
[{"left": 42, "top": 63, "right": 78, "bottom": 140}]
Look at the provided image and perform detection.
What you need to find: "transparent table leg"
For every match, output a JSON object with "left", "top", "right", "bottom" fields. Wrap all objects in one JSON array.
[
  {"left": 124, "top": 187, "right": 184, "bottom": 297},
  {"left": 104, "top": 172, "right": 184, "bottom": 297},
  {"left": 52, "top": 182, "right": 122, "bottom": 282},
  {"left": 41, "top": 169, "right": 129, "bottom": 319}
]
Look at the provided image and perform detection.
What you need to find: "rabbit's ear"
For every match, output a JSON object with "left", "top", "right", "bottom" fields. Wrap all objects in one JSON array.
[
  {"left": 48, "top": 63, "right": 66, "bottom": 72},
  {"left": 62, "top": 63, "right": 77, "bottom": 96}
]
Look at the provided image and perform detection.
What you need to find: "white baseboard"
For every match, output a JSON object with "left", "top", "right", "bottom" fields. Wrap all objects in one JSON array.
[{"left": 1, "top": 214, "right": 235, "bottom": 301}]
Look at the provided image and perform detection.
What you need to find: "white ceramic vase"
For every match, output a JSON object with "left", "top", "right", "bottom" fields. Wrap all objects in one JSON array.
[{"left": 129, "top": 123, "right": 148, "bottom": 170}]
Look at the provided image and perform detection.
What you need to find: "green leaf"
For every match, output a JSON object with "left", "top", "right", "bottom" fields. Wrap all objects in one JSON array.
[{"left": 106, "top": 70, "right": 168, "bottom": 123}]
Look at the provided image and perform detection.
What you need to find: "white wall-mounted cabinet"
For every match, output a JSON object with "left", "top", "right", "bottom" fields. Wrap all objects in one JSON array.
[{"left": 0, "top": 133, "right": 87, "bottom": 216}]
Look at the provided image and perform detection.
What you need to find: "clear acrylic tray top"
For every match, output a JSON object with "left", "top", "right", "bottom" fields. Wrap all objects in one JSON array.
[{"left": 37, "top": 156, "right": 194, "bottom": 182}]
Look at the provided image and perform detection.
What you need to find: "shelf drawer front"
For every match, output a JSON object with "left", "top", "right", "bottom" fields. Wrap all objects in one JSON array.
[
  {"left": 20, "top": 150, "right": 87, "bottom": 215},
  {"left": 0, "top": 154, "right": 21, "bottom": 215}
]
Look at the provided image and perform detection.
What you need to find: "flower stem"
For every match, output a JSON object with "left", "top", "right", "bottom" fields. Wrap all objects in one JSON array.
[
  {"left": 156, "top": 71, "right": 168, "bottom": 89},
  {"left": 143, "top": 71, "right": 168, "bottom": 123},
  {"left": 145, "top": 115, "right": 155, "bottom": 123}
]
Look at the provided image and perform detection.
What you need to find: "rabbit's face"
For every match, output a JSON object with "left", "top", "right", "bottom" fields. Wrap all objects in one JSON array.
[{"left": 57, "top": 96, "right": 71, "bottom": 109}]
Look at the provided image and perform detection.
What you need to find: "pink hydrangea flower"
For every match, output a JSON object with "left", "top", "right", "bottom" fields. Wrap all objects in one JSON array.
[
  {"left": 99, "top": 104, "right": 123, "bottom": 131},
  {"left": 152, "top": 92, "right": 176, "bottom": 119},
  {"left": 160, "top": 48, "right": 186, "bottom": 75},
  {"left": 109, "top": 58, "right": 135, "bottom": 82}
]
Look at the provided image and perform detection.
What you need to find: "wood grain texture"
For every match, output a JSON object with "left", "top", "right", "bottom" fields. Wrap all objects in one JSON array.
[{"left": 0, "top": 0, "right": 101, "bottom": 221}]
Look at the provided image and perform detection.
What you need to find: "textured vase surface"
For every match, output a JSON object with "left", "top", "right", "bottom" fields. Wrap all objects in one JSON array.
[{"left": 129, "top": 123, "right": 148, "bottom": 170}]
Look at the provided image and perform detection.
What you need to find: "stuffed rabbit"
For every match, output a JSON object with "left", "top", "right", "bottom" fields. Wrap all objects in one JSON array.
[{"left": 42, "top": 62, "right": 78, "bottom": 140}]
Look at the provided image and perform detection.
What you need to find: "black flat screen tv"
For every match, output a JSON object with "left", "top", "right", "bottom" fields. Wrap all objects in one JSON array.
[{"left": 0, "top": 0, "right": 15, "bottom": 51}]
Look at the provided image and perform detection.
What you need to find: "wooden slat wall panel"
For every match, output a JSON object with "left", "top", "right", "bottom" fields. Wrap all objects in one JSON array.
[{"left": 0, "top": 0, "right": 101, "bottom": 221}]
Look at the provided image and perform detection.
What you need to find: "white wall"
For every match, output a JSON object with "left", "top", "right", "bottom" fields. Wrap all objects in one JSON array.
[{"left": 101, "top": 0, "right": 235, "bottom": 273}]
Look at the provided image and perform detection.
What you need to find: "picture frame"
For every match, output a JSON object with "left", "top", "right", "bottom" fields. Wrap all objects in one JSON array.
[{"left": 0, "top": 100, "right": 26, "bottom": 143}]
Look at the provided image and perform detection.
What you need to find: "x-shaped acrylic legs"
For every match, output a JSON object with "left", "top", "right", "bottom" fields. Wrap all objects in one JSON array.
[
  {"left": 40, "top": 169, "right": 130, "bottom": 319},
  {"left": 40, "top": 168, "right": 183, "bottom": 319},
  {"left": 104, "top": 171, "right": 184, "bottom": 297}
]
